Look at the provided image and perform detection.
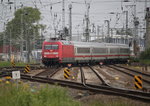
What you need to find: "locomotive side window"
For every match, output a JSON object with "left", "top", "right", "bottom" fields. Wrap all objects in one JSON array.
[
  {"left": 77, "top": 48, "right": 90, "bottom": 53},
  {"left": 93, "top": 48, "right": 107, "bottom": 53},
  {"left": 44, "top": 45, "right": 58, "bottom": 50}
]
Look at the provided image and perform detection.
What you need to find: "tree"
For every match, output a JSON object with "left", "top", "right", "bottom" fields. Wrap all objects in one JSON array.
[
  {"left": 4, "top": 7, "right": 44, "bottom": 62},
  {"left": 5, "top": 7, "right": 41, "bottom": 41},
  {"left": 0, "top": 32, "right": 4, "bottom": 46},
  {"left": 140, "top": 48, "right": 150, "bottom": 60}
]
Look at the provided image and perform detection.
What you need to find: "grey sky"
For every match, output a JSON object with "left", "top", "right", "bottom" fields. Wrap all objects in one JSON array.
[{"left": 0, "top": 0, "right": 150, "bottom": 38}]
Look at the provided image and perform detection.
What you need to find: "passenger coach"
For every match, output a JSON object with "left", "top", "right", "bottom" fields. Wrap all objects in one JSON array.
[{"left": 42, "top": 40, "right": 130, "bottom": 66}]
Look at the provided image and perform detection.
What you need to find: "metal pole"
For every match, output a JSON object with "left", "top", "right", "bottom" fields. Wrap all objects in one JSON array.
[
  {"left": 85, "top": 3, "right": 90, "bottom": 42},
  {"left": 26, "top": 28, "right": 30, "bottom": 63},
  {"left": 105, "top": 20, "right": 110, "bottom": 43},
  {"left": 145, "top": 0, "right": 147, "bottom": 14},
  {"left": 124, "top": 11, "right": 128, "bottom": 44},
  {"left": 9, "top": 28, "right": 11, "bottom": 61},
  {"left": 20, "top": 13, "right": 23, "bottom": 61},
  {"left": 101, "top": 25, "right": 104, "bottom": 42},
  {"left": 145, "top": 8, "right": 150, "bottom": 50},
  {"left": 62, "top": 0, "right": 65, "bottom": 30},
  {"left": 33, "top": 28, "right": 35, "bottom": 50},
  {"left": 69, "top": 4, "right": 72, "bottom": 41},
  {"left": 97, "top": 25, "right": 100, "bottom": 40},
  {"left": 133, "top": 4, "right": 140, "bottom": 56},
  {"left": 111, "top": 29, "right": 113, "bottom": 43},
  {"left": 3, "top": 22, "right": 6, "bottom": 54},
  {"left": 125, "top": 11, "right": 128, "bottom": 35}
]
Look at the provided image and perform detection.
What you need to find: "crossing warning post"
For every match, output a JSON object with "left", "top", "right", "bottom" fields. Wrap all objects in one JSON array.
[
  {"left": 64, "top": 68, "right": 70, "bottom": 79},
  {"left": 11, "top": 61, "right": 15, "bottom": 68},
  {"left": 134, "top": 75, "right": 142, "bottom": 89},
  {"left": 24, "top": 65, "right": 30, "bottom": 73}
]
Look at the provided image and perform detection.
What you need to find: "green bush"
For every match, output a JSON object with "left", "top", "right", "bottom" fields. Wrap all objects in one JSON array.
[
  {"left": 140, "top": 48, "right": 150, "bottom": 60},
  {"left": 0, "top": 83, "right": 80, "bottom": 106}
]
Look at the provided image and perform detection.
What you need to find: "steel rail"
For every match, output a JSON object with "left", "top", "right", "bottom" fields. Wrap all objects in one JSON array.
[
  {"left": 79, "top": 66, "right": 86, "bottom": 86},
  {"left": 114, "top": 65, "right": 150, "bottom": 77},
  {"left": 88, "top": 65, "right": 109, "bottom": 86},
  {"left": 35, "top": 67, "right": 61, "bottom": 78},
  {"left": 106, "top": 65, "right": 150, "bottom": 85},
  {"left": 0, "top": 66, "right": 45, "bottom": 76},
  {"left": 0, "top": 66, "right": 42, "bottom": 70}
]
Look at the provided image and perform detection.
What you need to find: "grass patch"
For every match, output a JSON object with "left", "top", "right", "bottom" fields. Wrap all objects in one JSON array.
[
  {"left": 0, "top": 61, "right": 32, "bottom": 67},
  {"left": 0, "top": 83, "right": 80, "bottom": 106},
  {"left": 140, "top": 59, "right": 150, "bottom": 65},
  {"left": 0, "top": 61, "right": 11, "bottom": 67}
]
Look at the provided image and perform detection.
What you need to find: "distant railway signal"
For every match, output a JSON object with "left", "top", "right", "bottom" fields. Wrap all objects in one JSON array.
[
  {"left": 67, "top": 64, "right": 72, "bottom": 69},
  {"left": 99, "top": 62, "right": 103, "bottom": 68}
]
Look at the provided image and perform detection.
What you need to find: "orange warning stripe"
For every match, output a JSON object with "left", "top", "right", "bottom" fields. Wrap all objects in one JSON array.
[
  {"left": 134, "top": 75, "right": 142, "bottom": 89},
  {"left": 11, "top": 62, "right": 15, "bottom": 67},
  {"left": 64, "top": 69, "right": 70, "bottom": 75},
  {"left": 24, "top": 65, "right": 30, "bottom": 73},
  {"left": 134, "top": 76, "right": 142, "bottom": 84},
  {"left": 64, "top": 68, "right": 70, "bottom": 79},
  {"left": 64, "top": 74, "right": 69, "bottom": 79},
  {"left": 134, "top": 82, "right": 142, "bottom": 89}
]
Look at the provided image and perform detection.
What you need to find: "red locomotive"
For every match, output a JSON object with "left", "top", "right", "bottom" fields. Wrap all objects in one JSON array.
[{"left": 42, "top": 40, "right": 130, "bottom": 66}]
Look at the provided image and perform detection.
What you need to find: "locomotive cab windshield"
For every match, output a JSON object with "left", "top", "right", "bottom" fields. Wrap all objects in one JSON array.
[{"left": 44, "top": 44, "right": 59, "bottom": 50}]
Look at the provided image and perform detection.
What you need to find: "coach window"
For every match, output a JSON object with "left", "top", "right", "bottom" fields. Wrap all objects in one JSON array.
[
  {"left": 110, "top": 48, "right": 118, "bottom": 53},
  {"left": 77, "top": 48, "right": 90, "bottom": 53},
  {"left": 120, "top": 48, "right": 129, "bottom": 53},
  {"left": 44, "top": 45, "right": 58, "bottom": 50},
  {"left": 93, "top": 48, "right": 106, "bottom": 53}
]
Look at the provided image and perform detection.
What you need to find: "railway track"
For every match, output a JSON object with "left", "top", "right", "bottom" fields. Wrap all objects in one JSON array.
[
  {"left": 35, "top": 67, "right": 61, "bottom": 78},
  {"left": 1, "top": 65, "right": 150, "bottom": 102},
  {"left": 0, "top": 66, "right": 44, "bottom": 74},
  {"left": 20, "top": 74, "right": 150, "bottom": 103},
  {"left": 88, "top": 65, "right": 109, "bottom": 86},
  {"left": 0, "top": 65, "right": 43, "bottom": 70},
  {"left": 106, "top": 65, "right": 150, "bottom": 85}
]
